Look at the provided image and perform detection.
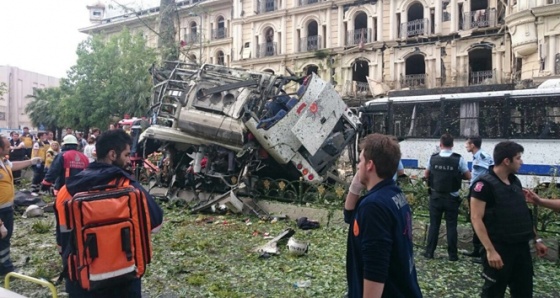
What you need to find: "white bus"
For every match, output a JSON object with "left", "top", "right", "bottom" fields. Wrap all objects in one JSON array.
[{"left": 361, "top": 79, "right": 560, "bottom": 187}]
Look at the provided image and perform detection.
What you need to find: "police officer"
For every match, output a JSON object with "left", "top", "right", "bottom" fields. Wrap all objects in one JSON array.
[
  {"left": 464, "top": 136, "right": 493, "bottom": 263},
  {"left": 423, "top": 133, "right": 471, "bottom": 261},
  {"left": 470, "top": 141, "right": 547, "bottom": 297}
]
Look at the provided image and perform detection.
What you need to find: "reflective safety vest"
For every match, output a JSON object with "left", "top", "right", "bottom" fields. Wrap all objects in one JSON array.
[
  {"left": 32, "top": 141, "right": 50, "bottom": 161},
  {"left": 54, "top": 186, "right": 72, "bottom": 254},
  {"left": 21, "top": 134, "right": 33, "bottom": 148}
]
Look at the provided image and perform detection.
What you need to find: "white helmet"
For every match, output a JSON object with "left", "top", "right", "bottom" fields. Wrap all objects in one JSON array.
[
  {"left": 62, "top": 135, "right": 78, "bottom": 146},
  {"left": 287, "top": 237, "right": 309, "bottom": 256},
  {"left": 23, "top": 205, "right": 44, "bottom": 218}
]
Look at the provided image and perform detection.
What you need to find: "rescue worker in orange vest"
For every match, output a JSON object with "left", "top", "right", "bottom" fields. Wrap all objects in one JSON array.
[
  {"left": 41, "top": 135, "right": 89, "bottom": 195},
  {"left": 31, "top": 132, "right": 50, "bottom": 192}
]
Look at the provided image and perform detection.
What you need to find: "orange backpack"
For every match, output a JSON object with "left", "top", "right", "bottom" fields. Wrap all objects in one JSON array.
[{"left": 63, "top": 178, "right": 152, "bottom": 291}]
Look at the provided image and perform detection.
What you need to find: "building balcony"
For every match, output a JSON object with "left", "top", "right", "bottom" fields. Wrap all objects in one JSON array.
[
  {"left": 299, "top": 36, "right": 322, "bottom": 52},
  {"left": 212, "top": 28, "right": 228, "bottom": 40},
  {"left": 298, "top": 0, "right": 322, "bottom": 6},
  {"left": 462, "top": 8, "right": 497, "bottom": 30},
  {"left": 469, "top": 70, "right": 495, "bottom": 85},
  {"left": 346, "top": 28, "right": 374, "bottom": 47},
  {"left": 548, "top": 0, "right": 560, "bottom": 4},
  {"left": 257, "top": 0, "right": 277, "bottom": 13},
  {"left": 344, "top": 80, "right": 371, "bottom": 97},
  {"left": 400, "top": 19, "right": 430, "bottom": 38},
  {"left": 400, "top": 74, "right": 426, "bottom": 89},
  {"left": 257, "top": 42, "right": 278, "bottom": 58},
  {"left": 184, "top": 33, "right": 201, "bottom": 44}
]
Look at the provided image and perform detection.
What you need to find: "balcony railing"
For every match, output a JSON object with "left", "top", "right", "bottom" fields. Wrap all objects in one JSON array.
[
  {"left": 257, "top": 42, "right": 278, "bottom": 58},
  {"left": 400, "top": 18, "right": 430, "bottom": 38},
  {"left": 298, "top": 0, "right": 321, "bottom": 6},
  {"left": 184, "top": 33, "right": 201, "bottom": 44},
  {"left": 400, "top": 74, "right": 426, "bottom": 89},
  {"left": 257, "top": 0, "right": 277, "bottom": 13},
  {"left": 344, "top": 80, "right": 371, "bottom": 97},
  {"left": 547, "top": 0, "right": 560, "bottom": 4},
  {"left": 299, "top": 36, "right": 322, "bottom": 52},
  {"left": 469, "top": 70, "right": 495, "bottom": 85},
  {"left": 346, "top": 28, "right": 374, "bottom": 47},
  {"left": 212, "top": 28, "right": 228, "bottom": 40},
  {"left": 462, "top": 8, "right": 497, "bottom": 30}
]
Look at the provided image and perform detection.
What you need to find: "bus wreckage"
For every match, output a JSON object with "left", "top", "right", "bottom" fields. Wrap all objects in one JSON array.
[{"left": 137, "top": 63, "right": 360, "bottom": 211}]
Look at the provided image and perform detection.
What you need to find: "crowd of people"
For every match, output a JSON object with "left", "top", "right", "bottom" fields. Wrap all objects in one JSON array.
[
  {"left": 2, "top": 121, "right": 559, "bottom": 297},
  {"left": 345, "top": 133, "right": 557, "bottom": 298},
  {"left": 0, "top": 123, "right": 162, "bottom": 298}
]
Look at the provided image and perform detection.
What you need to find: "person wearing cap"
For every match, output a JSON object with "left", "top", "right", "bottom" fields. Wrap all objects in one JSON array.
[
  {"left": 41, "top": 135, "right": 89, "bottom": 194},
  {"left": 464, "top": 136, "right": 494, "bottom": 263},
  {"left": 0, "top": 136, "right": 42, "bottom": 275}
]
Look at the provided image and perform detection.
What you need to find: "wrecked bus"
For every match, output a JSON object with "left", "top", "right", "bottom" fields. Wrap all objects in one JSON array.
[{"left": 139, "top": 63, "right": 360, "bottom": 197}]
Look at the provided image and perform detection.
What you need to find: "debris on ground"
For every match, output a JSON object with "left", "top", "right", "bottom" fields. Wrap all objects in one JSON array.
[
  {"left": 253, "top": 228, "right": 295, "bottom": 255},
  {"left": 296, "top": 217, "right": 320, "bottom": 230},
  {"left": 287, "top": 237, "right": 309, "bottom": 256}
]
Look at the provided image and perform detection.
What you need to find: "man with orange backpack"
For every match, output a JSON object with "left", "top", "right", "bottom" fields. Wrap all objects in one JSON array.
[
  {"left": 41, "top": 135, "right": 89, "bottom": 194},
  {"left": 55, "top": 129, "right": 164, "bottom": 297}
]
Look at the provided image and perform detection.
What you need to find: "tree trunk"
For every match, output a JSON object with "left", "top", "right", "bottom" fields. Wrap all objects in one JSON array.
[{"left": 158, "top": 0, "right": 179, "bottom": 64}]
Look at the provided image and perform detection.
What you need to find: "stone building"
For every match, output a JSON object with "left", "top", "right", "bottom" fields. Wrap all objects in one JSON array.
[
  {"left": 81, "top": 0, "right": 560, "bottom": 101},
  {"left": 0, "top": 66, "right": 60, "bottom": 131}
]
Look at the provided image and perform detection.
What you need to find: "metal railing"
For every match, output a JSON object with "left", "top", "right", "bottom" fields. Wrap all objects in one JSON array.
[
  {"left": 344, "top": 80, "right": 371, "bottom": 96},
  {"left": 547, "top": 0, "right": 560, "bottom": 4},
  {"left": 462, "top": 8, "right": 497, "bottom": 30},
  {"left": 400, "top": 18, "right": 430, "bottom": 38},
  {"left": 400, "top": 74, "right": 426, "bottom": 88},
  {"left": 257, "top": 0, "right": 277, "bottom": 13},
  {"left": 257, "top": 42, "right": 278, "bottom": 58},
  {"left": 184, "top": 33, "right": 200, "bottom": 44},
  {"left": 299, "top": 36, "right": 322, "bottom": 52},
  {"left": 346, "top": 28, "right": 374, "bottom": 47},
  {"left": 298, "top": 0, "right": 321, "bottom": 6},
  {"left": 212, "top": 27, "right": 228, "bottom": 40},
  {"left": 469, "top": 70, "right": 495, "bottom": 85}
]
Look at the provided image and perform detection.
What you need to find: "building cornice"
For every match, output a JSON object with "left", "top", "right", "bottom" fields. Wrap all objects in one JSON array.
[
  {"left": 532, "top": 4, "right": 560, "bottom": 17},
  {"left": 505, "top": 9, "right": 535, "bottom": 24}
]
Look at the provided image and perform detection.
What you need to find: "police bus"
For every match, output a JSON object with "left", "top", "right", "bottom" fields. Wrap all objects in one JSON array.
[{"left": 360, "top": 79, "right": 560, "bottom": 187}]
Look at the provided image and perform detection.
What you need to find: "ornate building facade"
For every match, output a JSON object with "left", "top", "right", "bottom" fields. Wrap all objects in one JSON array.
[{"left": 81, "top": 0, "right": 560, "bottom": 101}]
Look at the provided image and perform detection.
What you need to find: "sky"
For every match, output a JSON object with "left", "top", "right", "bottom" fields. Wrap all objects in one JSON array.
[{"left": 0, "top": 0, "right": 161, "bottom": 79}]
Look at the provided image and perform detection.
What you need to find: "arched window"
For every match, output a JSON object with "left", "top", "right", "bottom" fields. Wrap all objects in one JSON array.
[
  {"left": 258, "top": 27, "right": 277, "bottom": 57},
  {"left": 189, "top": 22, "right": 198, "bottom": 43},
  {"left": 214, "top": 16, "right": 226, "bottom": 39},
  {"left": 217, "top": 51, "right": 225, "bottom": 65},
  {"left": 468, "top": 47, "right": 493, "bottom": 85},
  {"left": 301, "top": 20, "right": 319, "bottom": 51},
  {"left": 403, "top": 54, "right": 426, "bottom": 88},
  {"left": 402, "top": 2, "right": 427, "bottom": 37}
]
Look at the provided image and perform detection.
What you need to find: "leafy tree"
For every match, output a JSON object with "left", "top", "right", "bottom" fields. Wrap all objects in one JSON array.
[
  {"left": 63, "top": 28, "right": 157, "bottom": 131},
  {"left": 159, "top": 0, "right": 179, "bottom": 62},
  {"left": 25, "top": 86, "right": 64, "bottom": 137}
]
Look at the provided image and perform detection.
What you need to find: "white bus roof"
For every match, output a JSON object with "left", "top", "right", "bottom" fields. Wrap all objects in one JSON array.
[{"left": 364, "top": 80, "right": 560, "bottom": 107}]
